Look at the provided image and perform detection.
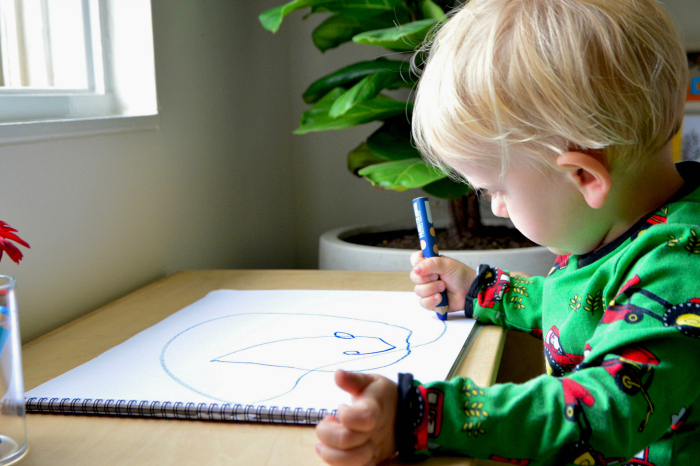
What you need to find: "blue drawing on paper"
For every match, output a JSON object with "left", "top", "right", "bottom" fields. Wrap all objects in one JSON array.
[
  {"left": 160, "top": 313, "right": 445, "bottom": 405},
  {"left": 212, "top": 331, "right": 397, "bottom": 371}
]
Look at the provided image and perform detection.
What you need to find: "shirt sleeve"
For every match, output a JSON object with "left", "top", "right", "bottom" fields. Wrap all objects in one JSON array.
[
  {"left": 464, "top": 264, "right": 546, "bottom": 338},
  {"left": 401, "top": 228, "right": 700, "bottom": 464},
  {"left": 411, "top": 337, "right": 700, "bottom": 464}
]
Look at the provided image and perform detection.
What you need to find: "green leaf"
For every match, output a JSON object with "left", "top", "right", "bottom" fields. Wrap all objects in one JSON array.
[
  {"left": 312, "top": 14, "right": 363, "bottom": 52},
  {"left": 259, "top": 0, "right": 321, "bottom": 33},
  {"left": 347, "top": 142, "right": 387, "bottom": 175},
  {"left": 422, "top": 177, "right": 472, "bottom": 200},
  {"left": 303, "top": 58, "right": 411, "bottom": 104},
  {"left": 366, "top": 117, "right": 420, "bottom": 160},
  {"left": 353, "top": 18, "right": 439, "bottom": 51},
  {"left": 260, "top": 0, "right": 411, "bottom": 34},
  {"left": 312, "top": 15, "right": 360, "bottom": 51},
  {"left": 329, "top": 71, "right": 403, "bottom": 117},
  {"left": 295, "top": 88, "right": 409, "bottom": 134},
  {"left": 312, "top": 11, "right": 406, "bottom": 52},
  {"left": 418, "top": 0, "right": 445, "bottom": 19},
  {"left": 311, "top": 0, "right": 411, "bottom": 23},
  {"left": 358, "top": 158, "right": 445, "bottom": 191}
]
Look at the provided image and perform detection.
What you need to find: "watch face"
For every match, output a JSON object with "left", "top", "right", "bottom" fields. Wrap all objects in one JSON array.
[{"left": 407, "top": 386, "right": 426, "bottom": 429}]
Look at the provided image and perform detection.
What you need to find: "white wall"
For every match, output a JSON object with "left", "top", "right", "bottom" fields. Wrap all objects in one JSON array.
[
  {"left": 665, "top": 0, "right": 700, "bottom": 51},
  {"left": 0, "top": 0, "right": 298, "bottom": 342}
]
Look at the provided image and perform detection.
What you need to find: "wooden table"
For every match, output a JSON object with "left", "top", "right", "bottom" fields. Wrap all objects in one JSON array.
[{"left": 20, "top": 270, "right": 506, "bottom": 465}]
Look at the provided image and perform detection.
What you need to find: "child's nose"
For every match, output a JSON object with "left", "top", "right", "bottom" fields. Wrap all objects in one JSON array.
[{"left": 491, "top": 198, "right": 509, "bottom": 218}]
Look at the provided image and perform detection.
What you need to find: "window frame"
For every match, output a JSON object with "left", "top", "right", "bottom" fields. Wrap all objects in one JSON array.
[{"left": 0, "top": 0, "right": 158, "bottom": 145}]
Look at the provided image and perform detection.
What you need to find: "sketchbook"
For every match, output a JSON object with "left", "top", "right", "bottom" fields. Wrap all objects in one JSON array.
[{"left": 25, "top": 289, "right": 478, "bottom": 425}]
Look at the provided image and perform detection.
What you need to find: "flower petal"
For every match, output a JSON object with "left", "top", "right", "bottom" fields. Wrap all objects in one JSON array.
[
  {"left": 0, "top": 239, "right": 23, "bottom": 264},
  {"left": 0, "top": 231, "right": 29, "bottom": 248}
]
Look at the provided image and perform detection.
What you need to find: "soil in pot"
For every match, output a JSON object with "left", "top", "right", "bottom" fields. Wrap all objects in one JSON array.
[{"left": 344, "top": 225, "right": 538, "bottom": 251}]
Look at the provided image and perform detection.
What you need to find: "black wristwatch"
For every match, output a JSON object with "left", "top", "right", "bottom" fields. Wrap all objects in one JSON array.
[
  {"left": 396, "top": 373, "right": 428, "bottom": 462},
  {"left": 464, "top": 264, "right": 491, "bottom": 318}
]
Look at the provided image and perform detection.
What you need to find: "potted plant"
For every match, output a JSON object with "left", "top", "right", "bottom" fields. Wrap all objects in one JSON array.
[{"left": 260, "top": 0, "right": 555, "bottom": 275}]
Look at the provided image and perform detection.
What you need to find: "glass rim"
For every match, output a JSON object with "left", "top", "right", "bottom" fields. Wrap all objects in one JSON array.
[{"left": 0, "top": 274, "right": 16, "bottom": 290}]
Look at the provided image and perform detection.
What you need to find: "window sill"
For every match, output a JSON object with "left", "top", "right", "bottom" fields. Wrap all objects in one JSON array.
[{"left": 0, "top": 114, "right": 159, "bottom": 146}]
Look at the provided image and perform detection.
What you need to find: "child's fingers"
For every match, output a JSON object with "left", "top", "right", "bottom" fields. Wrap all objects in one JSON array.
[
  {"left": 413, "top": 281, "right": 445, "bottom": 299},
  {"left": 316, "top": 414, "right": 370, "bottom": 450},
  {"left": 334, "top": 369, "right": 374, "bottom": 397},
  {"left": 419, "top": 294, "right": 447, "bottom": 311},
  {"left": 412, "top": 256, "right": 443, "bottom": 277},
  {"left": 413, "top": 277, "right": 447, "bottom": 312},
  {"left": 318, "top": 373, "right": 398, "bottom": 466},
  {"left": 410, "top": 250, "right": 425, "bottom": 267},
  {"left": 316, "top": 441, "right": 374, "bottom": 466},
  {"left": 409, "top": 268, "right": 438, "bottom": 285},
  {"left": 410, "top": 255, "right": 440, "bottom": 285},
  {"left": 413, "top": 282, "right": 447, "bottom": 310},
  {"left": 336, "top": 401, "right": 378, "bottom": 433}
]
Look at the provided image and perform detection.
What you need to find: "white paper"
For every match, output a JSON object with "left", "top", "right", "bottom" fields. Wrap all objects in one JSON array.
[{"left": 26, "top": 290, "right": 476, "bottom": 412}]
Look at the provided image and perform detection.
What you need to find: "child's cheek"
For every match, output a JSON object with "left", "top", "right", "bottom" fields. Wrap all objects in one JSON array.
[{"left": 508, "top": 206, "right": 550, "bottom": 247}]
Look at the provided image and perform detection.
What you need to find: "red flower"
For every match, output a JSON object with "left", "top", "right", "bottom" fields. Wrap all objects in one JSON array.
[{"left": 0, "top": 221, "right": 30, "bottom": 264}]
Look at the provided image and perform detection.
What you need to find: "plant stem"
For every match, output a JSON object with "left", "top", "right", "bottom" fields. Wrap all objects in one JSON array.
[
  {"left": 406, "top": 0, "right": 417, "bottom": 21},
  {"left": 449, "top": 192, "right": 482, "bottom": 237}
]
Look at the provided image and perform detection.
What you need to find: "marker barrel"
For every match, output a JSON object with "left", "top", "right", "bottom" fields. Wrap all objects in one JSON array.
[{"left": 412, "top": 197, "right": 448, "bottom": 320}]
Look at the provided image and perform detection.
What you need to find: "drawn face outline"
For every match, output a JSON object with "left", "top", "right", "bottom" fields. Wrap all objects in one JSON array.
[
  {"left": 160, "top": 312, "right": 448, "bottom": 404},
  {"left": 334, "top": 332, "right": 397, "bottom": 356}
]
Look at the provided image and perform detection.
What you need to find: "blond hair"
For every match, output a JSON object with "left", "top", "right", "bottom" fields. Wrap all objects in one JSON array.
[{"left": 412, "top": 0, "right": 688, "bottom": 176}]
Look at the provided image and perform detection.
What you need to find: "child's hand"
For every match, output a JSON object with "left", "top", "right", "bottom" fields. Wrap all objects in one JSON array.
[
  {"left": 410, "top": 251, "right": 476, "bottom": 312},
  {"left": 315, "top": 369, "right": 398, "bottom": 466}
]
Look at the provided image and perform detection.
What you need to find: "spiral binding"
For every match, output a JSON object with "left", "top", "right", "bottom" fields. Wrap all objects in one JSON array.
[{"left": 25, "top": 397, "right": 335, "bottom": 424}]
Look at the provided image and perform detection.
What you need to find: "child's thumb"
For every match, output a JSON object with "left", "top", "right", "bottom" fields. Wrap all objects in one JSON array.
[{"left": 334, "top": 369, "right": 373, "bottom": 396}]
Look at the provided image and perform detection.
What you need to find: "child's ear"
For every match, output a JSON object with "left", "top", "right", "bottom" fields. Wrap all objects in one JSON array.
[{"left": 556, "top": 151, "right": 612, "bottom": 209}]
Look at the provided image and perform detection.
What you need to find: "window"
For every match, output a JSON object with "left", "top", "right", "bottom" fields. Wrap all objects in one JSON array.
[{"left": 0, "top": 0, "right": 157, "bottom": 143}]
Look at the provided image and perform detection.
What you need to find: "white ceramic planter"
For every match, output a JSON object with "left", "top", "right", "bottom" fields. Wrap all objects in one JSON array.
[{"left": 319, "top": 224, "right": 557, "bottom": 277}]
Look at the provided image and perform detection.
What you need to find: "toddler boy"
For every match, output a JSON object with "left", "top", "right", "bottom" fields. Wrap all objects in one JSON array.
[{"left": 316, "top": 0, "right": 700, "bottom": 464}]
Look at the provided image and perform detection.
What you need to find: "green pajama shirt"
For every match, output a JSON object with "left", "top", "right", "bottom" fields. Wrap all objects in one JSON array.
[{"left": 401, "top": 162, "right": 700, "bottom": 465}]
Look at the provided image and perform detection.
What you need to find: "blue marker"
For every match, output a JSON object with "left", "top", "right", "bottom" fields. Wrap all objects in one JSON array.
[
  {"left": 0, "top": 306, "right": 9, "bottom": 356},
  {"left": 412, "top": 197, "right": 448, "bottom": 320}
]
